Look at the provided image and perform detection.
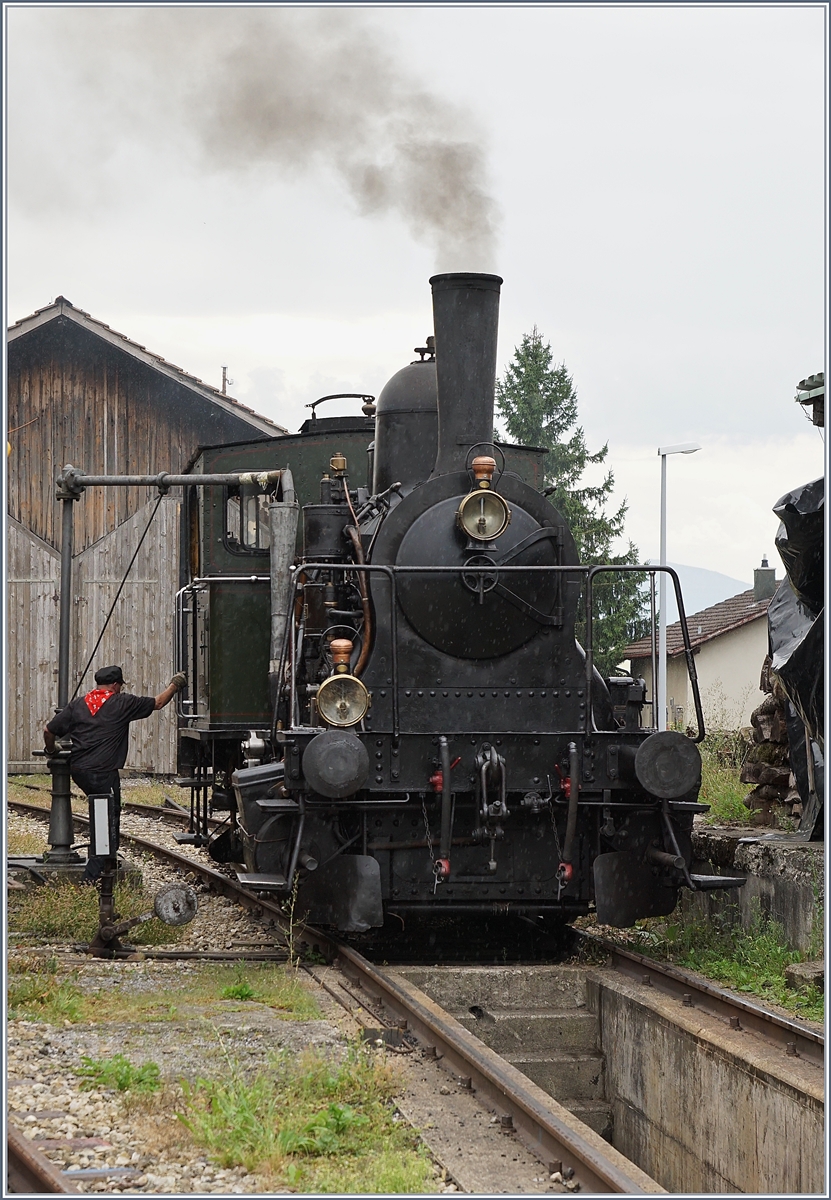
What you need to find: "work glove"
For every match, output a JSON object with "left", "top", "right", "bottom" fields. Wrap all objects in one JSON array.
[{"left": 169, "top": 672, "right": 187, "bottom": 693}]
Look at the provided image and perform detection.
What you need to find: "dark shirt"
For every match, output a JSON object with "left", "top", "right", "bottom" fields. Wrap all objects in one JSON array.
[{"left": 47, "top": 693, "right": 156, "bottom": 772}]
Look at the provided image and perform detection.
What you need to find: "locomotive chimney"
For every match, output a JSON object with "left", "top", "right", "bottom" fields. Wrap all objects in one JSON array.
[{"left": 430, "top": 272, "right": 503, "bottom": 476}]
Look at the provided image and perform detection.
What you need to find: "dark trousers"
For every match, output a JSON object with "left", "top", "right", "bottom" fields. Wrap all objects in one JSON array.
[{"left": 71, "top": 768, "right": 121, "bottom": 880}]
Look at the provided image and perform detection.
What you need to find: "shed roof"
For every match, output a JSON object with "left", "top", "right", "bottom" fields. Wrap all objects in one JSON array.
[
  {"left": 625, "top": 588, "right": 772, "bottom": 660},
  {"left": 8, "top": 296, "right": 286, "bottom": 437}
]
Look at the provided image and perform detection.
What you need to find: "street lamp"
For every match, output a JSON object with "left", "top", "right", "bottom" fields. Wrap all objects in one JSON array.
[{"left": 657, "top": 442, "right": 701, "bottom": 731}]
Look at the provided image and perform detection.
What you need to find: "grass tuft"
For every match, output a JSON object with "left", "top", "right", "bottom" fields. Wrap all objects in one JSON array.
[
  {"left": 7, "top": 879, "right": 182, "bottom": 945},
  {"left": 75, "top": 1053, "right": 161, "bottom": 1093},
  {"left": 221, "top": 980, "right": 257, "bottom": 1001},
  {"left": 698, "top": 731, "right": 751, "bottom": 824},
  {"left": 178, "top": 1044, "right": 436, "bottom": 1193},
  {"left": 213, "top": 965, "right": 320, "bottom": 1018},
  {"left": 8, "top": 973, "right": 85, "bottom": 1023},
  {"left": 7, "top": 828, "right": 48, "bottom": 856},
  {"left": 619, "top": 906, "right": 823, "bottom": 1023}
]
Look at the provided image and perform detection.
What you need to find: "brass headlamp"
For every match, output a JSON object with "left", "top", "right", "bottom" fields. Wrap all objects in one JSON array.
[
  {"left": 317, "top": 638, "right": 370, "bottom": 727},
  {"left": 457, "top": 457, "right": 511, "bottom": 541}
]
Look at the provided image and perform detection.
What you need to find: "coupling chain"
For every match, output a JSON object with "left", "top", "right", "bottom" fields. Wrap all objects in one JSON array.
[
  {"left": 421, "top": 797, "right": 434, "bottom": 863},
  {"left": 549, "top": 777, "right": 563, "bottom": 862}
]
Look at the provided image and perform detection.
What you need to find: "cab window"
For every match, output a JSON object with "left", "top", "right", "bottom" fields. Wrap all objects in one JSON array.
[{"left": 225, "top": 485, "right": 271, "bottom": 553}]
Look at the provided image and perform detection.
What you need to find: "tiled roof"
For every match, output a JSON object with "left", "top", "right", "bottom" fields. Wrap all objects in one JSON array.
[
  {"left": 8, "top": 296, "right": 286, "bottom": 436},
  {"left": 625, "top": 588, "right": 772, "bottom": 660}
]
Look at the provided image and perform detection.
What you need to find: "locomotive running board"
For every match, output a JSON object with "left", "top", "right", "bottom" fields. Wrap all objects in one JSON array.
[
  {"left": 688, "top": 873, "right": 747, "bottom": 890},
  {"left": 235, "top": 871, "right": 288, "bottom": 891}
]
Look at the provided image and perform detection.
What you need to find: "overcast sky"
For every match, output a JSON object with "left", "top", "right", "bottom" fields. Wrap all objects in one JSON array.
[{"left": 5, "top": 3, "right": 827, "bottom": 585}]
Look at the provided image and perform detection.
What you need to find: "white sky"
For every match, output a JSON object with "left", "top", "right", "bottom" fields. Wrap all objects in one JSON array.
[{"left": 5, "top": 3, "right": 827, "bottom": 583}]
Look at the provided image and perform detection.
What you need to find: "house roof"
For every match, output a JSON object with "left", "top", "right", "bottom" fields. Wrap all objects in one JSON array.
[
  {"left": 7, "top": 296, "right": 287, "bottom": 437},
  {"left": 625, "top": 587, "right": 772, "bottom": 660}
]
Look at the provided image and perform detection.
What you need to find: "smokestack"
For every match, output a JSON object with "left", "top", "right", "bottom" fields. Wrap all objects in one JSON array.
[{"left": 430, "top": 272, "right": 503, "bottom": 476}]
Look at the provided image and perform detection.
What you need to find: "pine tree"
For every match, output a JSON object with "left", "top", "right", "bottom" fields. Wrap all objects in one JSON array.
[{"left": 496, "top": 327, "right": 649, "bottom": 676}]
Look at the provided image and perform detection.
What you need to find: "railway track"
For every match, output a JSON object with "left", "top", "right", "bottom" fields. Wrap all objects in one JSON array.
[
  {"left": 7, "top": 1120, "right": 80, "bottom": 1194},
  {"left": 8, "top": 797, "right": 823, "bottom": 1194}
]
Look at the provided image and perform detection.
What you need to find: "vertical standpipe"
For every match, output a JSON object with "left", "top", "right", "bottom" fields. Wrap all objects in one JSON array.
[
  {"left": 430, "top": 273, "right": 503, "bottom": 477},
  {"left": 268, "top": 470, "right": 299, "bottom": 691}
]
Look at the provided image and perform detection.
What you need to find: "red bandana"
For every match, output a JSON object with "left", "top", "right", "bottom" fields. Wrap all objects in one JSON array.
[{"left": 84, "top": 688, "right": 114, "bottom": 716}]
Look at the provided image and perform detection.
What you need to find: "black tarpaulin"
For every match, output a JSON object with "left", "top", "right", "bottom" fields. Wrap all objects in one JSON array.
[{"left": 773, "top": 476, "right": 824, "bottom": 611}]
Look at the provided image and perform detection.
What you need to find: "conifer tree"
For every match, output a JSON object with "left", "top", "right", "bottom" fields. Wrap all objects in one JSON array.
[{"left": 496, "top": 327, "right": 649, "bottom": 676}]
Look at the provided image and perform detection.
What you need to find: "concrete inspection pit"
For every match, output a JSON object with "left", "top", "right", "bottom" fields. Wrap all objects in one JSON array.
[{"left": 392, "top": 964, "right": 824, "bottom": 1194}]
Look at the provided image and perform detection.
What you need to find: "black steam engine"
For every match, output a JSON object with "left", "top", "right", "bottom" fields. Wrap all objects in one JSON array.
[{"left": 179, "top": 273, "right": 742, "bottom": 932}]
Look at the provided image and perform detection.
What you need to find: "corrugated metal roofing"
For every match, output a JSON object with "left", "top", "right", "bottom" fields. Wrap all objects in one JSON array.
[
  {"left": 7, "top": 296, "right": 287, "bottom": 436},
  {"left": 625, "top": 587, "right": 772, "bottom": 660}
]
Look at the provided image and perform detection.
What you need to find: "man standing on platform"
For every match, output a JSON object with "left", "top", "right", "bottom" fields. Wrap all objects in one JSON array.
[{"left": 43, "top": 665, "right": 186, "bottom": 880}]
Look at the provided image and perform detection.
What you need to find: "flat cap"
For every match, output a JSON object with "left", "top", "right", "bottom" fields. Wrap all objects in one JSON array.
[{"left": 94, "top": 666, "right": 125, "bottom": 685}]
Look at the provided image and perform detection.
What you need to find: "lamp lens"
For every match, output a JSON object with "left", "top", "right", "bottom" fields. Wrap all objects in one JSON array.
[
  {"left": 458, "top": 491, "right": 510, "bottom": 541},
  {"left": 317, "top": 674, "right": 369, "bottom": 727}
]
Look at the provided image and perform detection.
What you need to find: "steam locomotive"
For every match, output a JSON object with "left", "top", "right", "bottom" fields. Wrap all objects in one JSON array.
[{"left": 175, "top": 273, "right": 741, "bottom": 931}]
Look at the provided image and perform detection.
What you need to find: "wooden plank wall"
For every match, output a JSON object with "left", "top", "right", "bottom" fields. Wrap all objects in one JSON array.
[
  {"left": 7, "top": 498, "right": 180, "bottom": 774},
  {"left": 7, "top": 518, "right": 61, "bottom": 770},
  {"left": 8, "top": 321, "right": 269, "bottom": 554},
  {"left": 72, "top": 495, "right": 180, "bottom": 774},
  {"left": 7, "top": 316, "right": 276, "bottom": 773}
]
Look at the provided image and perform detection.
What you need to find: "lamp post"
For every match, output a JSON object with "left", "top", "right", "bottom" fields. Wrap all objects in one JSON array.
[{"left": 657, "top": 442, "right": 701, "bottom": 731}]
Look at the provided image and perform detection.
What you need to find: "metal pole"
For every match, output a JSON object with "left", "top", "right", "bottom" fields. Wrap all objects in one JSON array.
[
  {"left": 658, "top": 453, "right": 667, "bottom": 732},
  {"left": 46, "top": 492, "right": 81, "bottom": 863},
  {"left": 57, "top": 496, "right": 74, "bottom": 709}
]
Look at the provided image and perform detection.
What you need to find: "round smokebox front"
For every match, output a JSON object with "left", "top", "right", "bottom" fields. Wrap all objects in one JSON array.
[{"left": 302, "top": 729, "right": 370, "bottom": 799}]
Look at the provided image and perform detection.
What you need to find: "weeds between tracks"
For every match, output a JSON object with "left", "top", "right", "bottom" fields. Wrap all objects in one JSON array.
[
  {"left": 8, "top": 878, "right": 183, "bottom": 946},
  {"left": 579, "top": 903, "right": 823, "bottom": 1023},
  {"left": 178, "top": 1041, "right": 436, "bottom": 1193}
]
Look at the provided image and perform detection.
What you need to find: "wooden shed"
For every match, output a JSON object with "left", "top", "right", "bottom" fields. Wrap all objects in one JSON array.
[{"left": 7, "top": 297, "right": 286, "bottom": 773}]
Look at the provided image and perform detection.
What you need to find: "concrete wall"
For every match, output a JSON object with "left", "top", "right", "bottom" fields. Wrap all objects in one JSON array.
[
  {"left": 690, "top": 828, "right": 824, "bottom": 953},
  {"left": 632, "top": 616, "right": 768, "bottom": 730},
  {"left": 588, "top": 970, "right": 824, "bottom": 1193}
]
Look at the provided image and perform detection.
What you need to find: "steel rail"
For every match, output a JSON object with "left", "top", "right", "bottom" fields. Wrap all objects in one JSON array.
[
  {"left": 7, "top": 1120, "right": 80, "bottom": 1194},
  {"left": 576, "top": 930, "right": 824, "bottom": 1067},
  {"left": 121, "top": 800, "right": 223, "bottom": 829},
  {"left": 9, "top": 790, "right": 222, "bottom": 828},
  {"left": 332, "top": 945, "right": 664, "bottom": 1194},
  {"left": 9, "top": 799, "right": 663, "bottom": 1191}
]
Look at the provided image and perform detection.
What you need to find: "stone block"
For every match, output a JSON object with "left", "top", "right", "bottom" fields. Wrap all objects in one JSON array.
[
  {"left": 784, "top": 960, "right": 824, "bottom": 992},
  {"left": 392, "top": 964, "right": 589, "bottom": 1011},
  {"left": 456, "top": 1008, "right": 598, "bottom": 1055},
  {"left": 513, "top": 1051, "right": 606, "bottom": 1101}
]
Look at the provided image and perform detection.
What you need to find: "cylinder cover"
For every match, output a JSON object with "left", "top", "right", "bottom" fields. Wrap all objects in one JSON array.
[
  {"left": 635, "top": 731, "right": 702, "bottom": 799},
  {"left": 303, "top": 729, "right": 370, "bottom": 798}
]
